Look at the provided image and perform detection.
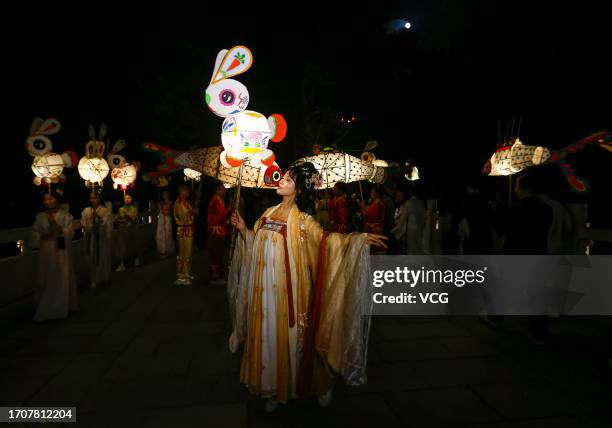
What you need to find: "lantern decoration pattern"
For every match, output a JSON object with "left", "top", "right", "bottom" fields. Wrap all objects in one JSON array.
[
  {"left": 297, "top": 151, "right": 386, "bottom": 189},
  {"left": 78, "top": 124, "right": 110, "bottom": 187},
  {"left": 204, "top": 45, "right": 287, "bottom": 172},
  {"left": 25, "top": 118, "right": 77, "bottom": 186},
  {"left": 106, "top": 139, "right": 138, "bottom": 191},
  {"left": 142, "top": 143, "right": 283, "bottom": 189},
  {"left": 183, "top": 168, "right": 202, "bottom": 181},
  {"left": 482, "top": 132, "right": 612, "bottom": 193}
]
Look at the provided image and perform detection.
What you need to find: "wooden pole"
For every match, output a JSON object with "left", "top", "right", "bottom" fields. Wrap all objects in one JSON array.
[{"left": 228, "top": 163, "right": 245, "bottom": 265}]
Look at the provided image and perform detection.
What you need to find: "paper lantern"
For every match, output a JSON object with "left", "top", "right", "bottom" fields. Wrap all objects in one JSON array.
[
  {"left": 142, "top": 143, "right": 282, "bottom": 189},
  {"left": 111, "top": 164, "right": 137, "bottom": 190},
  {"left": 204, "top": 46, "right": 286, "bottom": 176},
  {"left": 25, "top": 118, "right": 76, "bottom": 186},
  {"left": 298, "top": 151, "right": 386, "bottom": 189},
  {"left": 78, "top": 157, "right": 110, "bottom": 186},
  {"left": 482, "top": 132, "right": 612, "bottom": 193},
  {"left": 183, "top": 168, "right": 202, "bottom": 181},
  {"left": 31, "top": 153, "right": 67, "bottom": 185}
]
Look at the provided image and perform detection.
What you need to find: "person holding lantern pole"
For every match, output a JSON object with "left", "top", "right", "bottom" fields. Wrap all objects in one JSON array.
[
  {"left": 81, "top": 192, "right": 112, "bottom": 288},
  {"left": 115, "top": 193, "right": 140, "bottom": 271},
  {"left": 31, "top": 192, "right": 78, "bottom": 322},
  {"left": 156, "top": 190, "right": 175, "bottom": 258},
  {"left": 206, "top": 182, "right": 228, "bottom": 284},
  {"left": 174, "top": 185, "right": 197, "bottom": 285},
  {"left": 228, "top": 161, "right": 387, "bottom": 412}
]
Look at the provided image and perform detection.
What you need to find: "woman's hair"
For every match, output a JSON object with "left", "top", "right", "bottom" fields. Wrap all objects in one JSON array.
[{"left": 286, "top": 161, "right": 320, "bottom": 212}]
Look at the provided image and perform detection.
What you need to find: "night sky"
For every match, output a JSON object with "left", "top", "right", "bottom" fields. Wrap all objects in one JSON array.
[{"left": 5, "top": 1, "right": 611, "bottom": 229}]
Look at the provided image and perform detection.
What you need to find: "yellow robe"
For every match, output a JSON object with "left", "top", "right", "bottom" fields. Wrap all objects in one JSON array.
[
  {"left": 228, "top": 203, "right": 372, "bottom": 403},
  {"left": 174, "top": 198, "right": 195, "bottom": 279}
]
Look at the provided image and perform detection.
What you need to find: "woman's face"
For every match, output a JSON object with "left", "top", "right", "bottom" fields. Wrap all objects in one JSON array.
[
  {"left": 43, "top": 195, "right": 57, "bottom": 210},
  {"left": 124, "top": 195, "right": 133, "bottom": 205},
  {"left": 276, "top": 171, "right": 296, "bottom": 197},
  {"left": 370, "top": 189, "right": 378, "bottom": 199}
]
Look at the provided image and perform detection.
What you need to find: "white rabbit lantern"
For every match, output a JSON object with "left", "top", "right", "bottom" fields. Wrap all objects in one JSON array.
[
  {"left": 205, "top": 45, "right": 287, "bottom": 171},
  {"left": 106, "top": 139, "right": 139, "bottom": 191},
  {"left": 26, "top": 118, "right": 77, "bottom": 187},
  {"left": 78, "top": 124, "right": 110, "bottom": 187}
]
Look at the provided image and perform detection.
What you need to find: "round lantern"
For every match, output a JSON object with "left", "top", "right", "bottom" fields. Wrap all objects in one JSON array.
[
  {"left": 111, "top": 164, "right": 137, "bottom": 190},
  {"left": 220, "top": 110, "right": 274, "bottom": 168},
  {"left": 31, "top": 153, "right": 66, "bottom": 185},
  {"left": 78, "top": 156, "right": 110, "bottom": 186},
  {"left": 183, "top": 168, "right": 202, "bottom": 181}
]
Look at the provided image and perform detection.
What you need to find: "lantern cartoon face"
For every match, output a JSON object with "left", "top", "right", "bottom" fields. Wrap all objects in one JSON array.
[
  {"left": 107, "top": 139, "right": 127, "bottom": 169},
  {"left": 111, "top": 163, "right": 137, "bottom": 190},
  {"left": 25, "top": 118, "right": 76, "bottom": 186},
  {"left": 205, "top": 45, "right": 287, "bottom": 172}
]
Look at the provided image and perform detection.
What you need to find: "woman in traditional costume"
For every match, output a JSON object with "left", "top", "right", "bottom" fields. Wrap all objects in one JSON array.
[
  {"left": 31, "top": 193, "right": 78, "bottom": 322},
  {"left": 156, "top": 190, "right": 175, "bottom": 257},
  {"left": 228, "top": 162, "right": 386, "bottom": 412},
  {"left": 81, "top": 193, "right": 112, "bottom": 288}
]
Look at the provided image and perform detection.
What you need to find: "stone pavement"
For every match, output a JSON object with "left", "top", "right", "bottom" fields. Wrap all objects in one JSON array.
[{"left": 0, "top": 250, "right": 611, "bottom": 427}]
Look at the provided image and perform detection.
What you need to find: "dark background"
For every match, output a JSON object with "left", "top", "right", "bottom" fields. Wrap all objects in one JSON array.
[{"left": 4, "top": 1, "right": 611, "bottom": 229}]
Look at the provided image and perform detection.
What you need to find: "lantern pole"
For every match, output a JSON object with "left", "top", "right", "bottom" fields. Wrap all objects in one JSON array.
[
  {"left": 228, "top": 162, "right": 245, "bottom": 267},
  {"left": 48, "top": 181, "right": 51, "bottom": 196},
  {"left": 508, "top": 175, "right": 512, "bottom": 205}
]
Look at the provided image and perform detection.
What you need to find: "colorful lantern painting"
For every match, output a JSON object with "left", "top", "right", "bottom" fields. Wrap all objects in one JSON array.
[
  {"left": 25, "top": 118, "right": 77, "bottom": 188},
  {"left": 78, "top": 124, "right": 110, "bottom": 187},
  {"left": 107, "top": 139, "right": 138, "bottom": 191},
  {"left": 142, "top": 143, "right": 283, "bottom": 189},
  {"left": 482, "top": 132, "right": 612, "bottom": 193},
  {"left": 204, "top": 45, "right": 287, "bottom": 172}
]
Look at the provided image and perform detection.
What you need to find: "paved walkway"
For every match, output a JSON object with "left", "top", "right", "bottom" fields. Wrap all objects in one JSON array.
[{"left": 0, "top": 250, "right": 611, "bottom": 427}]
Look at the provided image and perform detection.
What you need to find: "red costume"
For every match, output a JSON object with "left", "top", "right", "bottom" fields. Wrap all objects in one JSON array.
[
  {"left": 329, "top": 195, "right": 349, "bottom": 233},
  {"left": 206, "top": 194, "right": 228, "bottom": 281}
]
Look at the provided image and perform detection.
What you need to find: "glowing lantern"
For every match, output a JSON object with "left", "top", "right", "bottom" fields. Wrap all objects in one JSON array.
[
  {"left": 25, "top": 118, "right": 76, "bottom": 187},
  {"left": 298, "top": 151, "right": 386, "bottom": 189},
  {"left": 79, "top": 124, "right": 110, "bottom": 187},
  {"left": 78, "top": 157, "right": 110, "bottom": 186},
  {"left": 183, "top": 168, "right": 202, "bottom": 181},
  {"left": 204, "top": 45, "right": 286, "bottom": 175},
  {"left": 111, "top": 163, "right": 137, "bottom": 190}
]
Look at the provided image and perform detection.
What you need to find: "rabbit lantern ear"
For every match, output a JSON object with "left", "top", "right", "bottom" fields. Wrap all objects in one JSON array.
[
  {"left": 88, "top": 124, "right": 96, "bottom": 141},
  {"left": 110, "top": 139, "right": 126, "bottom": 154},
  {"left": 96, "top": 141, "right": 106, "bottom": 158},
  {"left": 210, "top": 46, "right": 253, "bottom": 84}
]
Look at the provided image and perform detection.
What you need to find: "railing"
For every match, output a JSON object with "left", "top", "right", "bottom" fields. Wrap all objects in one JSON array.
[{"left": 0, "top": 207, "right": 157, "bottom": 329}]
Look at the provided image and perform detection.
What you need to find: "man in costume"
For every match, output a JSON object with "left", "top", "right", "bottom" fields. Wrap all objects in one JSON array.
[
  {"left": 174, "top": 185, "right": 197, "bottom": 285},
  {"left": 229, "top": 162, "right": 387, "bottom": 412},
  {"left": 329, "top": 182, "right": 349, "bottom": 233},
  {"left": 206, "top": 182, "right": 228, "bottom": 284}
]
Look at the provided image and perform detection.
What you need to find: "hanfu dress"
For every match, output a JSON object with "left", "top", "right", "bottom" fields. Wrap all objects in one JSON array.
[
  {"left": 81, "top": 205, "right": 113, "bottom": 285},
  {"left": 228, "top": 203, "right": 373, "bottom": 403},
  {"left": 156, "top": 200, "right": 175, "bottom": 256},
  {"left": 31, "top": 209, "right": 78, "bottom": 322}
]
